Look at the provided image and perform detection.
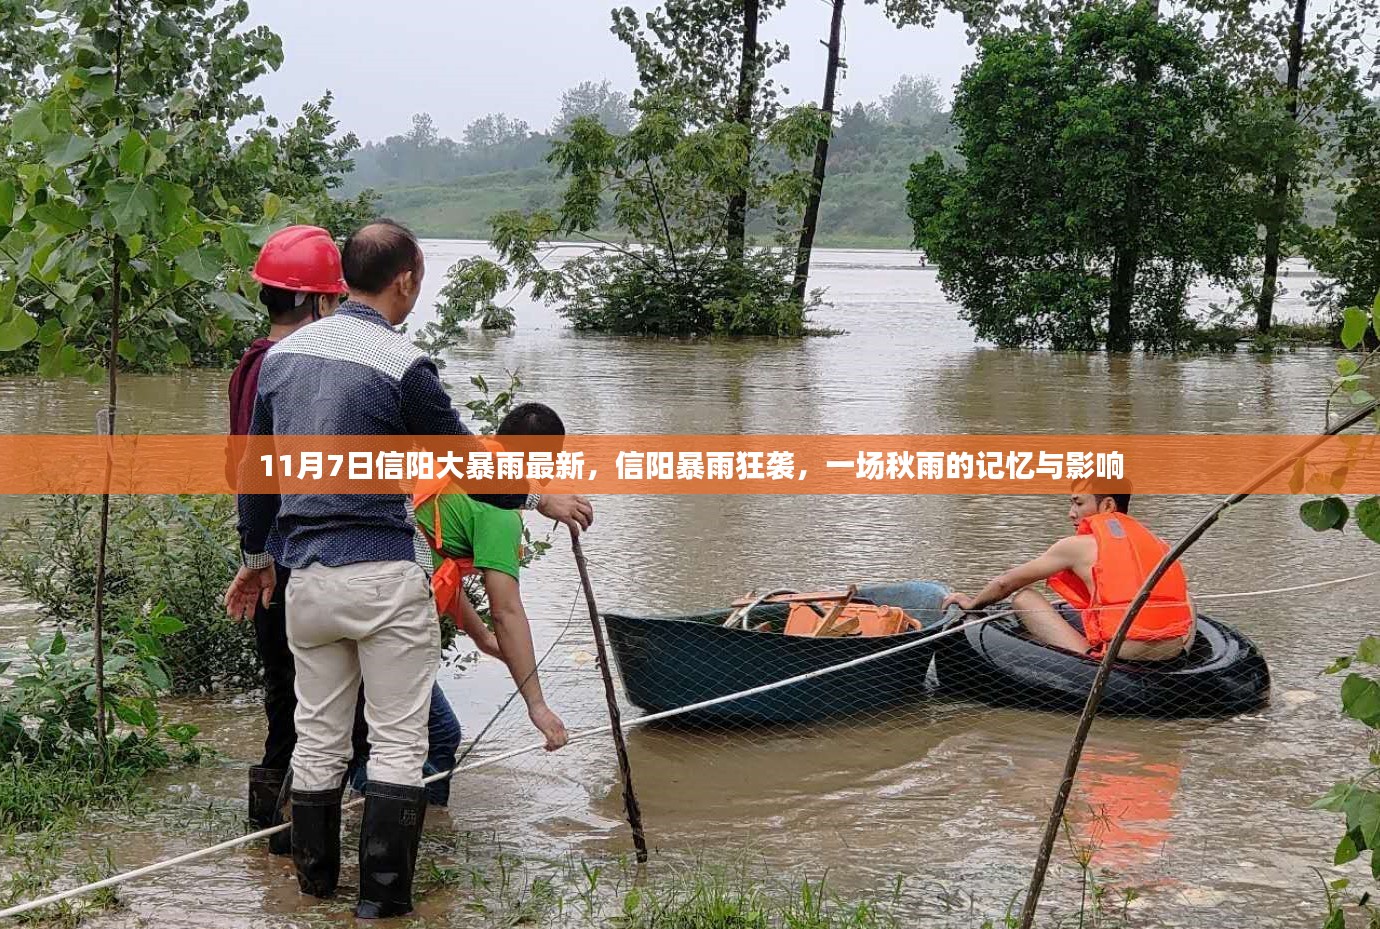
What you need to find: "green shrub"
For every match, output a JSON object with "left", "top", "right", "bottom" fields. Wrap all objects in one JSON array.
[
  {"left": 0, "top": 617, "right": 200, "bottom": 832},
  {"left": 0, "top": 495, "right": 256, "bottom": 696}
]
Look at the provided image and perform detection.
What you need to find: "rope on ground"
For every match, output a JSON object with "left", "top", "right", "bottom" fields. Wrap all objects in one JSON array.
[{"left": 2, "top": 567, "right": 1374, "bottom": 920}]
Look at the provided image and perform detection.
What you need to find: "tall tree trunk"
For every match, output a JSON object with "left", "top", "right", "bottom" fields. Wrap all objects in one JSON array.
[
  {"left": 726, "top": 0, "right": 759, "bottom": 269},
  {"left": 1107, "top": 249, "right": 1137, "bottom": 353},
  {"left": 791, "top": 0, "right": 845, "bottom": 307},
  {"left": 93, "top": 246, "right": 123, "bottom": 777},
  {"left": 92, "top": 0, "right": 127, "bottom": 780},
  {"left": 1106, "top": 0, "right": 1160, "bottom": 353},
  {"left": 1255, "top": 0, "right": 1308, "bottom": 336}
]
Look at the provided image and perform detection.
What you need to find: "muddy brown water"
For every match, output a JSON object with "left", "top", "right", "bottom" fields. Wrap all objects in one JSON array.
[{"left": 0, "top": 244, "right": 1374, "bottom": 927}]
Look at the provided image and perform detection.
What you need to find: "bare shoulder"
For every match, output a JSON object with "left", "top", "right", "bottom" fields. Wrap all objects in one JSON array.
[{"left": 1050, "top": 533, "right": 1097, "bottom": 564}]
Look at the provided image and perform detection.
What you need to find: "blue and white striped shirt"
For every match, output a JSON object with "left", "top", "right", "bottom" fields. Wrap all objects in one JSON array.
[{"left": 237, "top": 300, "right": 536, "bottom": 570}]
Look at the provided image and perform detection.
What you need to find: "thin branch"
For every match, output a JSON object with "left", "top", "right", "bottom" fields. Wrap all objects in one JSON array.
[
  {"left": 570, "top": 231, "right": 662, "bottom": 276},
  {"left": 123, "top": 280, "right": 197, "bottom": 329},
  {"left": 641, "top": 157, "right": 681, "bottom": 277}
]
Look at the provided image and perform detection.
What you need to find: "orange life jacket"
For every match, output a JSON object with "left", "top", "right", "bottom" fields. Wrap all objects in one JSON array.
[
  {"left": 1046, "top": 512, "right": 1194, "bottom": 650},
  {"left": 413, "top": 437, "right": 504, "bottom": 618}
]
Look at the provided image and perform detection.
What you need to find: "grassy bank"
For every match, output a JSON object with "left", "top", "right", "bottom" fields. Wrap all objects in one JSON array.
[
  {"left": 374, "top": 172, "right": 914, "bottom": 251},
  {"left": 3, "top": 808, "right": 1138, "bottom": 929}
]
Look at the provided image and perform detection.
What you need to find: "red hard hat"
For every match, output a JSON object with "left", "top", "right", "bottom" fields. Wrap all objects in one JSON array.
[{"left": 252, "top": 225, "right": 349, "bottom": 295}]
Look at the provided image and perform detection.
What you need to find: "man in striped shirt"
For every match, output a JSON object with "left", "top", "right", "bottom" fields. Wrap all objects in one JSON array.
[{"left": 225, "top": 220, "right": 592, "bottom": 919}]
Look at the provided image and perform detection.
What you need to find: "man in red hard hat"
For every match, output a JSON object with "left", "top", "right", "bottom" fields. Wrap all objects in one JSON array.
[{"left": 232, "top": 225, "right": 348, "bottom": 851}]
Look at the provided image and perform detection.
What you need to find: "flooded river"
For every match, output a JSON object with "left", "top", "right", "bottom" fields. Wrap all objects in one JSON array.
[{"left": 0, "top": 244, "right": 1373, "bottom": 927}]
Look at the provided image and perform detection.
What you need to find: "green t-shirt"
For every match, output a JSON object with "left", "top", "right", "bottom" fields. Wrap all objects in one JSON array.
[{"left": 416, "top": 492, "right": 523, "bottom": 580}]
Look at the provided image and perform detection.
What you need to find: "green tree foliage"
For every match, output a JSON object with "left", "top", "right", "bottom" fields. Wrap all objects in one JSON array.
[
  {"left": 1296, "top": 293, "right": 1380, "bottom": 925},
  {"left": 614, "top": 0, "right": 787, "bottom": 272},
  {"left": 0, "top": 0, "right": 374, "bottom": 375},
  {"left": 907, "top": 3, "right": 1261, "bottom": 351},
  {"left": 0, "top": 0, "right": 265, "bottom": 378},
  {"left": 221, "top": 93, "right": 378, "bottom": 242},
  {"left": 412, "top": 257, "right": 517, "bottom": 352},
  {"left": 463, "top": 112, "right": 533, "bottom": 150},
  {"left": 612, "top": 0, "right": 788, "bottom": 129},
  {"left": 346, "top": 110, "right": 553, "bottom": 188},
  {"left": 880, "top": 73, "right": 945, "bottom": 125},
  {"left": 1194, "top": 0, "right": 1380, "bottom": 334},
  {"left": 1305, "top": 98, "right": 1380, "bottom": 324},
  {"left": 553, "top": 80, "right": 635, "bottom": 136}
]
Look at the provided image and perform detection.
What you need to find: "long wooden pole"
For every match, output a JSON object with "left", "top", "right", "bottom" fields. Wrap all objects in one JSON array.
[
  {"left": 1017, "top": 398, "right": 1380, "bottom": 929},
  {"left": 570, "top": 532, "right": 648, "bottom": 863}
]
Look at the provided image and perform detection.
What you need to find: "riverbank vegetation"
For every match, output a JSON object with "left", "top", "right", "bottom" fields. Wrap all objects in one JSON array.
[
  {"left": 908, "top": 0, "right": 1380, "bottom": 351},
  {"left": 0, "top": 0, "right": 374, "bottom": 378},
  {"left": 2, "top": 805, "right": 1141, "bottom": 929},
  {"left": 1300, "top": 293, "right": 1380, "bottom": 926}
]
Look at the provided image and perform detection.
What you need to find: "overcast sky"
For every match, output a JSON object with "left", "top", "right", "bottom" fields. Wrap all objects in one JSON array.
[{"left": 243, "top": 0, "right": 978, "bottom": 142}]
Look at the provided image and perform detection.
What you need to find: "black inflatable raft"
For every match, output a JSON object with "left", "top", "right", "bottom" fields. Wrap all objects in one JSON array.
[{"left": 933, "top": 609, "right": 1271, "bottom": 718}]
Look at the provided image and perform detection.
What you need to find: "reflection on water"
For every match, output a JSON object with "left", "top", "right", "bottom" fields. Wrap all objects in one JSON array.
[{"left": 0, "top": 246, "right": 1371, "bottom": 927}]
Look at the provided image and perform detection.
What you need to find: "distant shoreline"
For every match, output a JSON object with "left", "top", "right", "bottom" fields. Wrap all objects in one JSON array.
[
  {"left": 413, "top": 236, "right": 1323, "bottom": 275},
  {"left": 411, "top": 232, "right": 916, "bottom": 251}
]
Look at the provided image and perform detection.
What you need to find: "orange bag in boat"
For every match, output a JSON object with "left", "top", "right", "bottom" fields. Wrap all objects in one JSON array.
[{"left": 785, "top": 602, "right": 921, "bottom": 638}]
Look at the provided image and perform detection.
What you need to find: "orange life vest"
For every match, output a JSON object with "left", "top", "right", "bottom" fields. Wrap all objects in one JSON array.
[
  {"left": 1046, "top": 512, "right": 1194, "bottom": 650},
  {"left": 413, "top": 437, "right": 504, "bottom": 618}
]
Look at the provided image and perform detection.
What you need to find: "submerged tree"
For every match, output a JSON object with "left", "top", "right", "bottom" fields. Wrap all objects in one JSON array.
[
  {"left": 908, "top": 3, "right": 1260, "bottom": 351},
  {"left": 1304, "top": 97, "right": 1380, "bottom": 324},
  {"left": 458, "top": 99, "right": 827, "bottom": 337},
  {"left": 791, "top": 0, "right": 846, "bottom": 305},
  {"left": 613, "top": 0, "right": 788, "bottom": 273},
  {"left": 1198, "top": 0, "right": 1380, "bottom": 334},
  {"left": 433, "top": 0, "right": 827, "bottom": 337}
]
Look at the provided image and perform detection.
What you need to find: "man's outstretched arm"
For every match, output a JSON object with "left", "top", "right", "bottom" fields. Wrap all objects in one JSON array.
[
  {"left": 943, "top": 536, "right": 1084, "bottom": 611},
  {"left": 399, "top": 357, "right": 593, "bottom": 534}
]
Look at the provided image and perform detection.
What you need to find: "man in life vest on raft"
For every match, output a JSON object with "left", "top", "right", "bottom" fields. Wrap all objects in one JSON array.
[{"left": 942, "top": 480, "right": 1197, "bottom": 661}]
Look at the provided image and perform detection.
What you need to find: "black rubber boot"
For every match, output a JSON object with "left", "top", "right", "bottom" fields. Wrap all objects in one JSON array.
[
  {"left": 268, "top": 768, "right": 294, "bottom": 857},
  {"left": 354, "top": 781, "right": 427, "bottom": 919},
  {"left": 290, "top": 783, "right": 344, "bottom": 899},
  {"left": 247, "top": 766, "right": 286, "bottom": 829}
]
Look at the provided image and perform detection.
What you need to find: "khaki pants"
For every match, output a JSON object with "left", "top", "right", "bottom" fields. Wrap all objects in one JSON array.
[{"left": 286, "top": 560, "right": 440, "bottom": 791}]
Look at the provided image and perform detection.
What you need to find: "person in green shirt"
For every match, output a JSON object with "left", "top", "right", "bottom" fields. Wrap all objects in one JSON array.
[{"left": 415, "top": 402, "right": 572, "bottom": 752}]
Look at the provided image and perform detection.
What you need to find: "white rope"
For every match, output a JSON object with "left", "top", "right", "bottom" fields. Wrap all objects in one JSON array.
[
  {"left": 1192, "top": 570, "right": 1379, "bottom": 601},
  {"left": 0, "top": 610, "right": 989, "bottom": 920},
  {"left": 4, "top": 568, "right": 1377, "bottom": 920}
]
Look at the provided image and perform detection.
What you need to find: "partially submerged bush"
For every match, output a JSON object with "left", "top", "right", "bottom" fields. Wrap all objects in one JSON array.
[
  {"left": 0, "top": 495, "right": 256, "bottom": 695},
  {"left": 0, "top": 620, "right": 200, "bottom": 832},
  {"left": 559, "top": 246, "right": 810, "bottom": 337}
]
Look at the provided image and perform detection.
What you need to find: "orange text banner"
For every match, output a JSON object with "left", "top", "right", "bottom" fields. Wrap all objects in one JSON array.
[{"left": 0, "top": 434, "right": 1375, "bottom": 495}]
